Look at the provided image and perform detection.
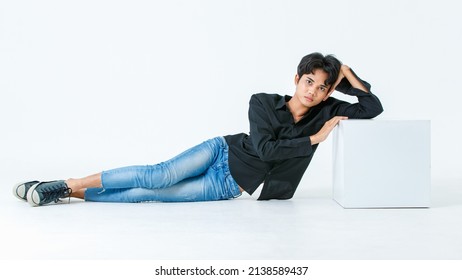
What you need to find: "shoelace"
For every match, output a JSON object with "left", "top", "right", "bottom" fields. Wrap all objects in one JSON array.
[
  {"left": 58, "top": 188, "right": 72, "bottom": 204},
  {"left": 40, "top": 183, "right": 73, "bottom": 204}
]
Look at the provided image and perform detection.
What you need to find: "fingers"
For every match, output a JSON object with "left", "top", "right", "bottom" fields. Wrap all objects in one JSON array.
[
  {"left": 328, "top": 116, "right": 348, "bottom": 127},
  {"left": 330, "top": 116, "right": 348, "bottom": 123},
  {"left": 324, "top": 116, "right": 348, "bottom": 133},
  {"left": 312, "top": 116, "right": 348, "bottom": 144},
  {"left": 335, "top": 116, "right": 348, "bottom": 121}
]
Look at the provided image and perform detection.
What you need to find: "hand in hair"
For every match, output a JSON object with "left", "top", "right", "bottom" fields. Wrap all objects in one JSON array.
[{"left": 324, "top": 64, "right": 368, "bottom": 101}]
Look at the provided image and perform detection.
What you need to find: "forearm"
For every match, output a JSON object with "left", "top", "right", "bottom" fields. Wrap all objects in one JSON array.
[
  {"left": 342, "top": 65, "right": 369, "bottom": 93},
  {"left": 253, "top": 137, "right": 313, "bottom": 161},
  {"left": 333, "top": 67, "right": 383, "bottom": 118}
]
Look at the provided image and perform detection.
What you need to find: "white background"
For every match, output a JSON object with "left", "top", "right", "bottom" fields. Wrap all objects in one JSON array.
[
  {"left": 1, "top": 0, "right": 461, "bottom": 191},
  {"left": 1, "top": 1, "right": 462, "bottom": 277}
]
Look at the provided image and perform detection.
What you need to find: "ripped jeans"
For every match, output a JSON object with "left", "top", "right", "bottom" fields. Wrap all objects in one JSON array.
[{"left": 84, "top": 137, "right": 242, "bottom": 203}]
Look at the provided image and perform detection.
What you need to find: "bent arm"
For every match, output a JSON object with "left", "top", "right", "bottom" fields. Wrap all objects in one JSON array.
[
  {"left": 334, "top": 68, "right": 383, "bottom": 118},
  {"left": 248, "top": 95, "right": 313, "bottom": 162},
  {"left": 341, "top": 65, "right": 368, "bottom": 93}
]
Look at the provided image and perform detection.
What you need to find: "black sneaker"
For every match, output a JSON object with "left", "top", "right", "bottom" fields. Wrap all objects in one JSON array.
[
  {"left": 13, "top": 181, "right": 40, "bottom": 201},
  {"left": 27, "top": 181, "right": 73, "bottom": 207}
]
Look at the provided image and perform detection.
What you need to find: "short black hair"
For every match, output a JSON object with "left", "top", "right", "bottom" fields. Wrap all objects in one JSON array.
[{"left": 297, "top": 52, "right": 341, "bottom": 86}]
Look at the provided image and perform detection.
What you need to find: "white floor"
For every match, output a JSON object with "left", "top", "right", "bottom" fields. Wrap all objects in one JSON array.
[{"left": 2, "top": 179, "right": 462, "bottom": 260}]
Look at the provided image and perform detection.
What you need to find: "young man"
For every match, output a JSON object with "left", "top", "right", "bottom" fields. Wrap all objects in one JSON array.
[{"left": 13, "top": 52, "right": 383, "bottom": 206}]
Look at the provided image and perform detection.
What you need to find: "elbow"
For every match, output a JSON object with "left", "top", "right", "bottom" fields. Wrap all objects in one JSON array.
[
  {"left": 363, "top": 97, "right": 384, "bottom": 119},
  {"left": 253, "top": 138, "right": 278, "bottom": 162},
  {"left": 371, "top": 100, "right": 384, "bottom": 118},
  {"left": 256, "top": 151, "right": 274, "bottom": 162},
  {"left": 368, "top": 105, "right": 384, "bottom": 118},
  {"left": 371, "top": 95, "right": 384, "bottom": 118},
  {"left": 255, "top": 144, "right": 278, "bottom": 162}
]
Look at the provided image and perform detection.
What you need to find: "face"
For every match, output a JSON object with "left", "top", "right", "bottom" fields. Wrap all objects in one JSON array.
[{"left": 294, "top": 68, "right": 330, "bottom": 108}]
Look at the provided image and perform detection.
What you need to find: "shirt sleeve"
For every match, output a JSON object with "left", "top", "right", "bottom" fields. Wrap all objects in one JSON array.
[
  {"left": 257, "top": 156, "right": 312, "bottom": 200},
  {"left": 248, "top": 94, "right": 313, "bottom": 162},
  {"left": 333, "top": 69, "right": 384, "bottom": 118}
]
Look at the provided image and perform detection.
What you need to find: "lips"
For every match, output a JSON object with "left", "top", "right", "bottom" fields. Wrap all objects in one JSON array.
[{"left": 304, "top": 96, "right": 313, "bottom": 102}]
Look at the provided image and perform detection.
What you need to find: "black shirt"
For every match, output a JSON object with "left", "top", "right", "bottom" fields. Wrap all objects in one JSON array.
[{"left": 224, "top": 72, "right": 383, "bottom": 200}]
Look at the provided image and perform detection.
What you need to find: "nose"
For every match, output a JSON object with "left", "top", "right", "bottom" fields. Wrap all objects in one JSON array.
[
  {"left": 308, "top": 86, "right": 322, "bottom": 96},
  {"left": 307, "top": 86, "right": 314, "bottom": 95},
  {"left": 308, "top": 87, "right": 317, "bottom": 96}
]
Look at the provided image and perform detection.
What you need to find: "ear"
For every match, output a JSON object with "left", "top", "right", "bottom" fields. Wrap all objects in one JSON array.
[{"left": 294, "top": 74, "right": 300, "bottom": 85}]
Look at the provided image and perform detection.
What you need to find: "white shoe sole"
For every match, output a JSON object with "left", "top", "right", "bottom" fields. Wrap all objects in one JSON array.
[
  {"left": 26, "top": 182, "right": 42, "bottom": 207},
  {"left": 13, "top": 181, "right": 36, "bottom": 201}
]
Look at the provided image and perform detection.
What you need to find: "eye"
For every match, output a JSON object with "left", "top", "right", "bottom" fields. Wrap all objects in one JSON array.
[
  {"left": 306, "top": 79, "right": 313, "bottom": 85},
  {"left": 320, "top": 87, "right": 326, "bottom": 92}
]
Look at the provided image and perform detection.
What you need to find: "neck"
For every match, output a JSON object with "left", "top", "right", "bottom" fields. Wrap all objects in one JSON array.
[{"left": 287, "top": 97, "right": 309, "bottom": 122}]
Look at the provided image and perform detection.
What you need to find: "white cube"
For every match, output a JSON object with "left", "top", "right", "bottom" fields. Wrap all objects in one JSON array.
[{"left": 332, "top": 120, "right": 431, "bottom": 208}]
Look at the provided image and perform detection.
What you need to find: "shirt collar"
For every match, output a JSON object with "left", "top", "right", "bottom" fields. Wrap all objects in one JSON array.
[{"left": 275, "top": 95, "right": 292, "bottom": 110}]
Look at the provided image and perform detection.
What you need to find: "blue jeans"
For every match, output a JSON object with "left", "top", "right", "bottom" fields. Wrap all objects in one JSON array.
[{"left": 84, "top": 137, "right": 242, "bottom": 203}]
